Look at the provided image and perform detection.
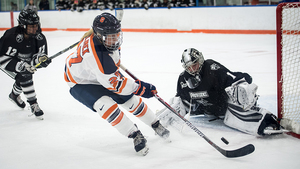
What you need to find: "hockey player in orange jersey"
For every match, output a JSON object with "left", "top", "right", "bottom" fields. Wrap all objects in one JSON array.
[{"left": 64, "top": 13, "right": 169, "bottom": 156}]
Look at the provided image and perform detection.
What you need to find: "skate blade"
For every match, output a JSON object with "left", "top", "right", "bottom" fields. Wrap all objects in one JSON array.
[
  {"left": 35, "top": 115, "right": 44, "bottom": 120},
  {"left": 9, "top": 98, "right": 25, "bottom": 109},
  {"left": 137, "top": 145, "right": 149, "bottom": 156}
]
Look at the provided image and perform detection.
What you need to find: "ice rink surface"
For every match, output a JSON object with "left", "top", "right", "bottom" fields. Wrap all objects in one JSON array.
[{"left": 0, "top": 31, "right": 299, "bottom": 169}]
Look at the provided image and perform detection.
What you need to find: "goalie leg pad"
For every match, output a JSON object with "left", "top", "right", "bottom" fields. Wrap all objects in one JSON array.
[
  {"left": 156, "top": 97, "right": 187, "bottom": 130},
  {"left": 94, "top": 96, "right": 138, "bottom": 137},
  {"left": 224, "top": 102, "right": 269, "bottom": 136}
]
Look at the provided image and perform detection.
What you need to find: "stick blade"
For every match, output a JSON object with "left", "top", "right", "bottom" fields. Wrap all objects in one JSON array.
[{"left": 222, "top": 144, "right": 255, "bottom": 158}]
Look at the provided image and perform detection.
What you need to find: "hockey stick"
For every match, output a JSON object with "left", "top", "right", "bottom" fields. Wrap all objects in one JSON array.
[
  {"left": 35, "top": 41, "right": 79, "bottom": 68},
  {"left": 0, "top": 66, "right": 16, "bottom": 79},
  {"left": 119, "top": 64, "right": 255, "bottom": 158}
]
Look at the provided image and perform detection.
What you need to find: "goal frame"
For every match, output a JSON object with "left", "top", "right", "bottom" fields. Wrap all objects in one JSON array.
[{"left": 276, "top": 2, "right": 300, "bottom": 139}]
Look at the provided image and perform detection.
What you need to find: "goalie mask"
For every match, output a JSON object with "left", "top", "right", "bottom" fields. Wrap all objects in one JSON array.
[
  {"left": 92, "top": 13, "right": 123, "bottom": 51},
  {"left": 18, "top": 9, "right": 41, "bottom": 36},
  {"left": 181, "top": 48, "right": 204, "bottom": 76}
]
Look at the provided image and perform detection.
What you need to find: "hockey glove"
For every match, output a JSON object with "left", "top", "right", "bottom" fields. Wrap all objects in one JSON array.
[
  {"left": 33, "top": 53, "right": 52, "bottom": 68},
  {"left": 134, "top": 80, "right": 157, "bottom": 98},
  {"left": 15, "top": 61, "right": 36, "bottom": 74}
]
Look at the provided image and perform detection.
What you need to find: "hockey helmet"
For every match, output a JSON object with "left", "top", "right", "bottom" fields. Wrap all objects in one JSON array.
[
  {"left": 92, "top": 13, "right": 123, "bottom": 51},
  {"left": 181, "top": 48, "right": 204, "bottom": 76},
  {"left": 18, "top": 9, "right": 41, "bottom": 35}
]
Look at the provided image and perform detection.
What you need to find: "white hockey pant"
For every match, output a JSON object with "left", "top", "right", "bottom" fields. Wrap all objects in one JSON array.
[{"left": 224, "top": 103, "right": 270, "bottom": 136}]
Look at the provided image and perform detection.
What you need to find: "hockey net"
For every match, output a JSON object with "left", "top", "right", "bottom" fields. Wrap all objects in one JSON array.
[{"left": 276, "top": 2, "right": 300, "bottom": 138}]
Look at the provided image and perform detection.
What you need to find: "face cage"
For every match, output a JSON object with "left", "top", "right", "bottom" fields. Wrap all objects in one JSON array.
[
  {"left": 22, "top": 24, "right": 41, "bottom": 37},
  {"left": 95, "top": 31, "right": 123, "bottom": 51},
  {"left": 183, "top": 59, "right": 202, "bottom": 76}
]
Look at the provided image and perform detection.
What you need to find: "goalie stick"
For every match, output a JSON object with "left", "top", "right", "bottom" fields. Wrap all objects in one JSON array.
[{"left": 119, "top": 64, "right": 255, "bottom": 158}]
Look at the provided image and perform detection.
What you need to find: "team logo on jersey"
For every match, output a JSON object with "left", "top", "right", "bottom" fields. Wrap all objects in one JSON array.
[
  {"left": 210, "top": 63, "right": 220, "bottom": 70},
  {"left": 180, "top": 82, "right": 188, "bottom": 89},
  {"left": 36, "top": 34, "right": 43, "bottom": 40},
  {"left": 189, "top": 91, "right": 209, "bottom": 99},
  {"left": 16, "top": 34, "right": 24, "bottom": 43}
]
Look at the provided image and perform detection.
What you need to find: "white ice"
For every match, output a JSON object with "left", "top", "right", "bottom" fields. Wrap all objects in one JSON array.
[{"left": 0, "top": 31, "right": 299, "bottom": 169}]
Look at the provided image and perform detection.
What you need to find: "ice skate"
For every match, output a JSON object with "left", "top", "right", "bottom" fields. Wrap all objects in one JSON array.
[
  {"left": 128, "top": 130, "right": 149, "bottom": 156},
  {"left": 9, "top": 92, "right": 26, "bottom": 109},
  {"left": 262, "top": 114, "right": 286, "bottom": 135},
  {"left": 152, "top": 120, "right": 170, "bottom": 139},
  {"left": 30, "top": 103, "right": 44, "bottom": 120}
]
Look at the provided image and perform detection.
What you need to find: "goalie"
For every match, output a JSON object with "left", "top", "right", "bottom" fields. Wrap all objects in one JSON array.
[{"left": 157, "top": 48, "right": 283, "bottom": 136}]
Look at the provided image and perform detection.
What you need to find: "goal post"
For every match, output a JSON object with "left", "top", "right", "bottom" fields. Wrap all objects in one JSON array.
[{"left": 276, "top": 2, "right": 300, "bottom": 138}]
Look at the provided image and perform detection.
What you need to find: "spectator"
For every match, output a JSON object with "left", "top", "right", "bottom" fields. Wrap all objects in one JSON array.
[
  {"left": 177, "top": 0, "right": 189, "bottom": 7},
  {"left": 89, "top": 0, "right": 98, "bottom": 9},
  {"left": 11, "top": 1, "right": 18, "bottom": 11},
  {"left": 56, "top": 0, "right": 68, "bottom": 11},
  {"left": 84, "top": 0, "right": 91, "bottom": 9},
  {"left": 124, "top": 0, "right": 135, "bottom": 8},
  {"left": 117, "top": 0, "right": 125, "bottom": 8},
  {"left": 134, "top": 0, "right": 141, "bottom": 8},
  {"left": 150, "top": 0, "right": 161, "bottom": 7},
  {"left": 105, "top": 0, "right": 115, "bottom": 10},
  {"left": 24, "top": 0, "right": 38, "bottom": 13},
  {"left": 161, "top": 0, "right": 172, "bottom": 8},
  {"left": 169, "top": 0, "right": 179, "bottom": 7},
  {"left": 39, "top": 0, "right": 49, "bottom": 10},
  {"left": 97, "top": 0, "right": 105, "bottom": 10},
  {"left": 141, "top": 0, "right": 150, "bottom": 10},
  {"left": 188, "top": 0, "right": 195, "bottom": 6},
  {"left": 68, "top": 0, "right": 76, "bottom": 11},
  {"left": 77, "top": 0, "right": 85, "bottom": 12}
]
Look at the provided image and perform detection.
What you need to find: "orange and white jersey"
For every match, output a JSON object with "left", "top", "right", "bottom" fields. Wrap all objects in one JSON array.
[{"left": 64, "top": 34, "right": 138, "bottom": 96}]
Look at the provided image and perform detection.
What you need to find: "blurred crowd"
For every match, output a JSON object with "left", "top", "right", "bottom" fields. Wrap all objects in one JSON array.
[
  {"left": 8, "top": 0, "right": 290, "bottom": 12},
  {"left": 56, "top": 0, "right": 196, "bottom": 12}
]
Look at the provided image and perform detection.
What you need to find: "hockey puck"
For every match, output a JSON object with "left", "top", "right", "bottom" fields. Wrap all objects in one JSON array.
[{"left": 221, "top": 137, "right": 229, "bottom": 145}]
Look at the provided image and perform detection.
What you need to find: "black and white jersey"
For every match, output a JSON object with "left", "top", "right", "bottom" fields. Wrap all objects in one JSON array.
[
  {"left": 0, "top": 26, "right": 47, "bottom": 73},
  {"left": 176, "top": 59, "right": 252, "bottom": 117}
]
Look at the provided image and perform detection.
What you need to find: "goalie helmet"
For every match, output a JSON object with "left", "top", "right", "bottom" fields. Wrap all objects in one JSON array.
[
  {"left": 18, "top": 9, "right": 41, "bottom": 36},
  {"left": 181, "top": 48, "right": 204, "bottom": 76},
  {"left": 92, "top": 12, "right": 123, "bottom": 51}
]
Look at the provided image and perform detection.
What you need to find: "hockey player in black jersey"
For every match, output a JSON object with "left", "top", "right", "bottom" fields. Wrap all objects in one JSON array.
[
  {"left": 0, "top": 9, "right": 51, "bottom": 120},
  {"left": 157, "top": 48, "right": 283, "bottom": 136}
]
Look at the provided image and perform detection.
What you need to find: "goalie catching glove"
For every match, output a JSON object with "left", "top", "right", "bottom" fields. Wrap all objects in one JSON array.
[
  {"left": 133, "top": 80, "right": 157, "bottom": 98},
  {"left": 33, "top": 53, "right": 52, "bottom": 68}
]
